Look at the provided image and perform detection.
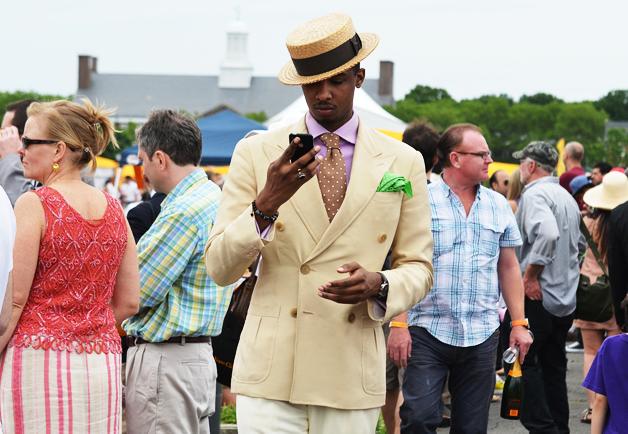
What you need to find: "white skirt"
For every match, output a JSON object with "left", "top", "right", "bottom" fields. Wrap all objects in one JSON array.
[{"left": 0, "top": 345, "right": 121, "bottom": 434}]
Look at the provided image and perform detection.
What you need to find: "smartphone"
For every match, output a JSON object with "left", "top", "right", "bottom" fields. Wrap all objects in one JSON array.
[{"left": 289, "top": 133, "right": 314, "bottom": 163}]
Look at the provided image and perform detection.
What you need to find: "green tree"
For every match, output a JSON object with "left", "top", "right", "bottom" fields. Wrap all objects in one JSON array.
[
  {"left": 595, "top": 90, "right": 628, "bottom": 121},
  {"left": 404, "top": 85, "right": 453, "bottom": 104},
  {"left": 554, "top": 103, "right": 606, "bottom": 146},
  {"left": 102, "top": 122, "right": 138, "bottom": 161},
  {"left": 0, "top": 90, "right": 69, "bottom": 120},
  {"left": 519, "top": 93, "right": 563, "bottom": 105},
  {"left": 605, "top": 128, "right": 628, "bottom": 166},
  {"left": 386, "top": 84, "right": 614, "bottom": 164},
  {"left": 244, "top": 111, "right": 268, "bottom": 123},
  {"left": 387, "top": 99, "right": 463, "bottom": 131}
]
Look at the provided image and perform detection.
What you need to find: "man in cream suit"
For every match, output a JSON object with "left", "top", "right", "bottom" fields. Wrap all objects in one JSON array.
[{"left": 205, "top": 13, "right": 433, "bottom": 434}]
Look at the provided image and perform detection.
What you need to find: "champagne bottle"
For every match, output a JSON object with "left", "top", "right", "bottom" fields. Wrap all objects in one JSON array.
[{"left": 500, "top": 353, "right": 523, "bottom": 420}]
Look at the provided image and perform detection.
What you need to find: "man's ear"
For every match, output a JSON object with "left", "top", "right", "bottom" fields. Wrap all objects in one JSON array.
[
  {"left": 154, "top": 150, "right": 168, "bottom": 170},
  {"left": 355, "top": 68, "right": 365, "bottom": 88},
  {"left": 450, "top": 153, "right": 461, "bottom": 169}
]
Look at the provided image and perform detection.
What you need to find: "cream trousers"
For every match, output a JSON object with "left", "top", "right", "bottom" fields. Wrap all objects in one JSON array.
[{"left": 236, "top": 395, "right": 380, "bottom": 434}]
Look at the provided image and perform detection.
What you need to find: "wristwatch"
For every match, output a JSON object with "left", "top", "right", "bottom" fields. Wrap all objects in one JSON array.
[{"left": 376, "top": 272, "right": 389, "bottom": 301}]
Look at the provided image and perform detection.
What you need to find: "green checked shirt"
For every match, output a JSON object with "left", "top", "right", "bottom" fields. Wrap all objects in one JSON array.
[{"left": 123, "top": 169, "right": 234, "bottom": 342}]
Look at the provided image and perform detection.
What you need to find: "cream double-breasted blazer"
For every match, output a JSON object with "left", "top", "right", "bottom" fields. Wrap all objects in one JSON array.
[{"left": 205, "top": 117, "right": 433, "bottom": 409}]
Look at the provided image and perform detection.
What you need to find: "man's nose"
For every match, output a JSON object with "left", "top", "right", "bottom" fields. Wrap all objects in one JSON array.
[{"left": 316, "top": 81, "right": 332, "bottom": 101}]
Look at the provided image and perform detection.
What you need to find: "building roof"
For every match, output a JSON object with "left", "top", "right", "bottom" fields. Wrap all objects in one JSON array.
[{"left": 76, "top": 72, "right": 390, "bottom": 124}]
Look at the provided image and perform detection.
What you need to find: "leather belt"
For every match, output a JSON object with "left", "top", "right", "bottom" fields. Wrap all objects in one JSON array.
[{"left": 127, "top": 336, "right": 211, "bottom": 347}]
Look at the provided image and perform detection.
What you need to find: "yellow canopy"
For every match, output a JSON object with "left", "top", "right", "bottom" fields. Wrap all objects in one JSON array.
[
  {"left": 378, "top": 129, "right": 403, "bottom": 140},
  {"left": 95, "top": 156, "right": 118, "bottom": 169},
  {"left": 555, "top": 138, "right": 566, "bottom": 176},
  {"left": 205, "top": 166, "right": 229, "bottom": 175},
  {"left": 488, "top": 162, "right": 519, "bottom": 177}
]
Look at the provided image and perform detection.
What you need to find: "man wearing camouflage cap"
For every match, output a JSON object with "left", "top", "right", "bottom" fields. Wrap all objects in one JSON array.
[{"left": 511, "top": 141, "right": 585, "bottom": 433}]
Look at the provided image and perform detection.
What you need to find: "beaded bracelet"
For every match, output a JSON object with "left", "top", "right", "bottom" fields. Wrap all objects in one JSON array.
[{"left": 252, "top": 200, "right": 279, "bottom": 223}]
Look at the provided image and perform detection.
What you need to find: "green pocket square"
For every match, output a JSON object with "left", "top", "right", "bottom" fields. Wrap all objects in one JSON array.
[{"left": 376, "top": 172, "right": 413, "bottom": 198}]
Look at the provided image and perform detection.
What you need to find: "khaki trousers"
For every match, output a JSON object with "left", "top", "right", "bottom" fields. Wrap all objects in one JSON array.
[
  {"left": 125, "top": 341, "right": 216, "bottom": 434},
  {"left": 236, "top": 395, "right": 380, "bottom": 434}
]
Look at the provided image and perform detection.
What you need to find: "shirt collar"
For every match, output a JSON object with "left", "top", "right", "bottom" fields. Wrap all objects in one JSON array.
[
  {"left": 522, "top": 175, "right": 558, "bottom": 193},
  {"left": 437, "top": 174, "right": 483, "bottom": 200},
  {"left": 160, "top": 168, "right": 206, "bottom": 208},
  {"left": 305, "top": 111, "right": 359, "bottom": 145}
]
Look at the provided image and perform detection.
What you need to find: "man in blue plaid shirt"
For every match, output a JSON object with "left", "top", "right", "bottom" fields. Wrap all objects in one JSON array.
[{"left": 400, "top": 124, "right": 533, "bottom": 434}]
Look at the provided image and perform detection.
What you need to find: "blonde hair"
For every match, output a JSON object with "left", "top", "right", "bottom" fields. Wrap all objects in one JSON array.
[
  {"left": 507, "top": 168, "right": 523, "bottom": 201},
  {"left": 27, "top": 98, "right": 118, "bottom": 168}
]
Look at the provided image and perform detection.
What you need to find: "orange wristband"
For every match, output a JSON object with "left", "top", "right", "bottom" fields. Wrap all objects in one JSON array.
[
  {"left": 390, "top": 321, "right": 408, "bottom": 328},
  {"left": 510, "top": 319, "right": 530, "bottom": 328}
]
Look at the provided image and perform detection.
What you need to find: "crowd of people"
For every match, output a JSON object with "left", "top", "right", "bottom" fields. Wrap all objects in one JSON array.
[{"left": 0, "top": 12, "right": 627, "bottom": 434}]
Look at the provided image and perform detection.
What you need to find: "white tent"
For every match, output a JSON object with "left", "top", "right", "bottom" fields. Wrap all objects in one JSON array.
[{"left": 265, "top": 88, "right": 406, "bottom": 132}]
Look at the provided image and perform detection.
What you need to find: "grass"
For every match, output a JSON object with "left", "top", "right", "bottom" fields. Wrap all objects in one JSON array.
[
  {"left": 376, "top": 415, "right": 387, "bottom": 433},
  {"left": 220, "top": 405, "right": 237, "bottom": 424}
]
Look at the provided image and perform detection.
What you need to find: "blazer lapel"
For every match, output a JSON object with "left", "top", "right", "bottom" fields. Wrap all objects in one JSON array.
[
  {"left": 305, "top": 123, "right": 395, "bottom": 262},
  {"left": 263, "top": 119, "right": 329, "bottom": 243}
]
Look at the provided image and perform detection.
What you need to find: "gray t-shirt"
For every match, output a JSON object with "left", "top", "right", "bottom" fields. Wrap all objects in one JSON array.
[
  {"left": 0, "top": 154, "right": 30, "bottom": 207},
  {"left": 516, "top": 176, "right": 585, "bottom": 317}
]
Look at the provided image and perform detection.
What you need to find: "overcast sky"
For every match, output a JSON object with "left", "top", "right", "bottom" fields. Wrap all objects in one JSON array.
[{"left": 3, "top": 0, "right": 627, "bottom": 102}]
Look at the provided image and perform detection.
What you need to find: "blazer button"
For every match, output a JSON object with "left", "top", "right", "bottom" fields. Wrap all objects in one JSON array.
[
  {"left": 290, "top": 308, "right": 298, "bottom": 318},
  {"left": 300, "top": 264, "right": 310, "bottom": 274},
  {"left": 348, "top": 313, "right": 356, "bottom": 323},
  {"left": 378, "top": 233, "right": 388, "bottom": 243},
  {"left": 276, "top": 221, "right": 285, "bottom": 232}
]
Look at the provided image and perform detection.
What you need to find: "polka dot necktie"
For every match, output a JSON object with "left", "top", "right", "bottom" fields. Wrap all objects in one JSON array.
[{"left": 317, "top": 133, "right": 347, "bottom": 221}]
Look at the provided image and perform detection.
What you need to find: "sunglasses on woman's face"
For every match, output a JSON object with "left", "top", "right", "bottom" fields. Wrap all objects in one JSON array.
[{"left": 21, "top": 137, "right": 58, "bottom": 149}]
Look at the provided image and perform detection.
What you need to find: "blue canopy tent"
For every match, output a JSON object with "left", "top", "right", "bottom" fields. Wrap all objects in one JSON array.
[{"left": 119, "top": 107, "right": 266, "bottom": 165}]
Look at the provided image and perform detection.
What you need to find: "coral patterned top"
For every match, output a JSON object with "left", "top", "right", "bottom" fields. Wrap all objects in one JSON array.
[{"left": 11, "top": 187, "right": 127, "bottom": 354}]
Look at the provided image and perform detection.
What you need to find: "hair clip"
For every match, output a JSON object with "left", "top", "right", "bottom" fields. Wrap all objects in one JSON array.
[{"left": 83, "top": 147, "right": 91, "bottom": 153}]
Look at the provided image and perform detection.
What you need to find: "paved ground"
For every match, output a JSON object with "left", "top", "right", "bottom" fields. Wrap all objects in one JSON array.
[
  {"left": 486, "top": 352, "right": 589, "bottom": 434},
  {"left": 218, "top": 354, "right": 592, "bottom": 434}
]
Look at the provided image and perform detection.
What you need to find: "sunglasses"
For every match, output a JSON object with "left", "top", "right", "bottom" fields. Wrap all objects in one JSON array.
[{"left": 21, "top": 137, "right": 58, "bottom": 149}]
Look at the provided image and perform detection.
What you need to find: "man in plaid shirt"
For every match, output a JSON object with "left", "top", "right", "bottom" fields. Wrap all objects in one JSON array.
[
  {"left": 401, "top": 124, "right": 533, "bottom": 434},
  {"left": 123, "top": 110, "right": 234, "bottom": 434}
]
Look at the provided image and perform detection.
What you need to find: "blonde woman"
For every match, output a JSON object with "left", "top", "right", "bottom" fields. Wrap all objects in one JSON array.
[
  {"left": 507, "top": 168, "right": 523, "bottom": 213},
  {"left": 0, "top": 99, "right": 140, "bottom": 433}
]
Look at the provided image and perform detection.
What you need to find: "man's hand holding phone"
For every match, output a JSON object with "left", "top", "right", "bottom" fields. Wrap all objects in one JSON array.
[{"left": 254, "top": 134, "right": 322, "bottom": 229}]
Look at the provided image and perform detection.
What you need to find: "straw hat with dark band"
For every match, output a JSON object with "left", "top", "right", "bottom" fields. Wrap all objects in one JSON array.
[{"left": 278, "top": 13, "right": 379, "bottom": 85}]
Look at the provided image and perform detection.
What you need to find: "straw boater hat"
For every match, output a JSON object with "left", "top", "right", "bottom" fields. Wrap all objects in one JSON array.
[
  {"left": 583, "top": 171, "right": 628, "bottom": 210},
  {"left": 278, "top": 13, "right": 379, "bottom": 85}
]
